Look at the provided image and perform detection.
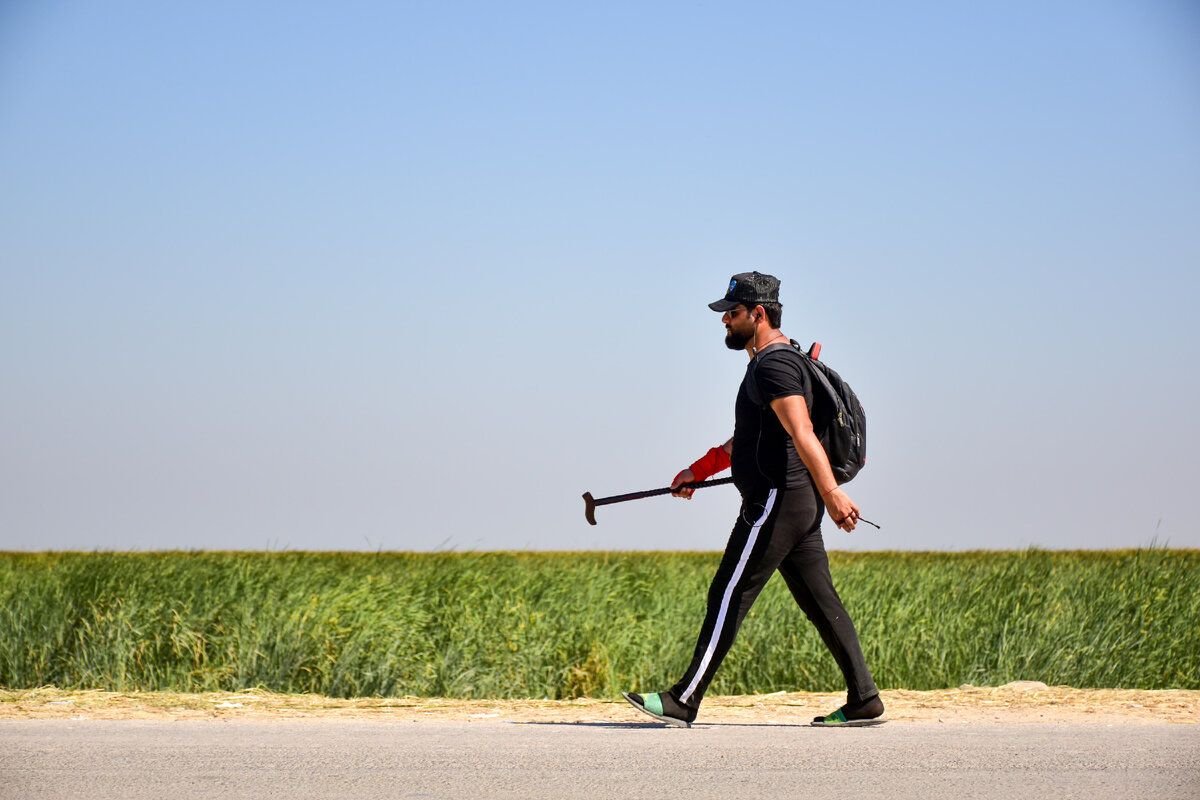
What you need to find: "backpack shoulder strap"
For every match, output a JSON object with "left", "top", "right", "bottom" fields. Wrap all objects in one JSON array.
[
  {"left": 745, "top": 340, "right": 806, "bottom": 408},
  {"left": 789, "top": 339, "right": 844, "bottom": 415}
]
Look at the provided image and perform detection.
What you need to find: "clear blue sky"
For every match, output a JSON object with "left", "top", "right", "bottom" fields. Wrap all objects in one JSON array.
[{"left": 2, "top": 1, "right": 1197, "bottom": 551}]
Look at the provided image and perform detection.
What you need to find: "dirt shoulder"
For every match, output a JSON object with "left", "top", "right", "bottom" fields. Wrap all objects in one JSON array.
[{"left": 2, "top": 684, "right": 1196, "bottom": 725}]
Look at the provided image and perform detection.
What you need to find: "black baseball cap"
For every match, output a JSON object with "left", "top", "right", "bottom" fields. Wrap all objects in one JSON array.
[{"left": 708, "top": 271, "right": 781, "bottom": 312}]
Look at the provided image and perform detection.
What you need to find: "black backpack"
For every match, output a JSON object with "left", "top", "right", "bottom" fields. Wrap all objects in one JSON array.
[{"left": 748, "top": 340, "right": 867, "bottom": 485}]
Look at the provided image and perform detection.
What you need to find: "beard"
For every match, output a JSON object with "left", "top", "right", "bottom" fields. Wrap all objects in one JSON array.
[{"left": 725, "top": 329, "right": 751, "bottom": 350}]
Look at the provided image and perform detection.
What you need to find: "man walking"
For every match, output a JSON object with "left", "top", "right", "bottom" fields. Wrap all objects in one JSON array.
[{"left": 623, "top": 271, "right": 884, "bottom": 728}]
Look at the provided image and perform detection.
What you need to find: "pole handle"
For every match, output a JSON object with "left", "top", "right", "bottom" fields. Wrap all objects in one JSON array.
[{"left": 582, "top": 477, "right": 735, "bottom": 525}]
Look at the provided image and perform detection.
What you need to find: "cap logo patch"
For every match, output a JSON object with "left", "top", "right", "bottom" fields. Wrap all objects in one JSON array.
[{"left": 728, "top": 279, "right": 737, "bottom": 294}]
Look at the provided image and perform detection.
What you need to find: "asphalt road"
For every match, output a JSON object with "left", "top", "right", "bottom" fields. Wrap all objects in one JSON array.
[{"left": 3, "top": 719, "right": 1198, "bottom": 800}]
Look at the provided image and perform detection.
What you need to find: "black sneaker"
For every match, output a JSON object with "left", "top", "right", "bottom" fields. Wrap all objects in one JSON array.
[
  {"left": 811, "top": 693, "right": 886, "bottom": 727},
  {"left": 621, "top": 691, "right": 695, "bottom": 728}
]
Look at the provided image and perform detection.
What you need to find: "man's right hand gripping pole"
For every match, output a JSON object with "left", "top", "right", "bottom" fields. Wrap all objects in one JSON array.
[{"left": 671, "top": 444, "right": 731, "bottom": 499}]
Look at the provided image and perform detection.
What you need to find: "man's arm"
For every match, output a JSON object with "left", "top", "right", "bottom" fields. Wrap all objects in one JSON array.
[
  {"left": 670, "top": 436, "right": 734, "bottom": 498},
  {"left": 768, "top": 395, "right": 861, "bottom": 532}
]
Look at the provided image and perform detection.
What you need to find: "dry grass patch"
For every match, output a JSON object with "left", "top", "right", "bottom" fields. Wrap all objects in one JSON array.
[{"left": 3, "top": 684, "right": 1196, "bottom": 725}]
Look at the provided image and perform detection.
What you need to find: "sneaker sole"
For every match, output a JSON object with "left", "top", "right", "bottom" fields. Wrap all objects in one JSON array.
[
  {"left": 621, "top": 692, "right": 692, "bottom": 728},
  {"left": 810, "top": 718, "right": 887, "bottom": 727}
]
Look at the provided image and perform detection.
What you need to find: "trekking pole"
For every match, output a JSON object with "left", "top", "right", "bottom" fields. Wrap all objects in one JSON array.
[
  {"left": 582, "top": 477, "right": 735, "bottom": 525},
  {"left": 582, "top": 478, "right": 881, "bottom": 528}
]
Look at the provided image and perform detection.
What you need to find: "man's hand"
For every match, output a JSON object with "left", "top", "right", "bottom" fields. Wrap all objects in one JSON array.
[
  {"left": 671, "top": 469, "right": 697, "bottom": 499},
  {"left": 672, "top": 442, "right": 732, "bottom": 499},
  {"left": 823, "top": 487, "right": 861, "bottom": 532}
]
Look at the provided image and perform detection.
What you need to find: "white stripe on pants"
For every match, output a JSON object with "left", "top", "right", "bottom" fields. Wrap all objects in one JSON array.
[{"left": 679, "top": 488, "right": 777, "bottom": 703}]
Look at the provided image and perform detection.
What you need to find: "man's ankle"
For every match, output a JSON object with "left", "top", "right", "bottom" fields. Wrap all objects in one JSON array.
[{"left": 844, "top": 693, "right": 884, "bottom": 720}]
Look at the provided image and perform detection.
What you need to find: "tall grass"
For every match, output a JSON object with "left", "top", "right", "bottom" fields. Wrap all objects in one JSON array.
[{"left": 1, "top": 550, "right": 1196, "bottom": 698}]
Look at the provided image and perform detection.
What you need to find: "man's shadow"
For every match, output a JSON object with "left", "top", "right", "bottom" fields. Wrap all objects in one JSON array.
[{"left": 509, "top": 721, "right": 813, "bottom": 729}]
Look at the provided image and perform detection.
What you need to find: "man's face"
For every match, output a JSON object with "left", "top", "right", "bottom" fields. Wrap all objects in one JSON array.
[{"left": 722, "top": 305, "right": 755, "bottom": 350}]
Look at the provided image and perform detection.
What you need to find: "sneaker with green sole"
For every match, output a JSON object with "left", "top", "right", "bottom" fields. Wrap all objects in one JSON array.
[
  {"left": 811, "top": 694, "right": 886, "bottom": 727},
  {"left": 622, "top": 691, "right": 694, "bottom": 728}
]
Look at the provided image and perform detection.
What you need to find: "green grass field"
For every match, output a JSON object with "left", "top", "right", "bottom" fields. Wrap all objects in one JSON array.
[{"left": 1, "top": 550, "right": 1196, "bottom": 698}]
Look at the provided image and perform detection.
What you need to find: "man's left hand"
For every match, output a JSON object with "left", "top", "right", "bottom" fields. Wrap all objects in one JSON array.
[{"left": 824, "top": 487, "right": 860, "bottom": 532}]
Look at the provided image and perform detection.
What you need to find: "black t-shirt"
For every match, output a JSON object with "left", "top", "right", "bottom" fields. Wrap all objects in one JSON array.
[{"left": 731, "top": 343, "right": 814, "bottom": 495}]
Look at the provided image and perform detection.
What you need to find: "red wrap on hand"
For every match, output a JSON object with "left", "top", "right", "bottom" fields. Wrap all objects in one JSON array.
[{"left": 688, "top": 445, "right": 731, "bottom": 482}]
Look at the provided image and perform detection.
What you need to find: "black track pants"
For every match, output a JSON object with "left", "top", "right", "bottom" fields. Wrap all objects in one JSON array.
[{"left": 668, "top": 485, "right": 878, "bottom": 711}]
